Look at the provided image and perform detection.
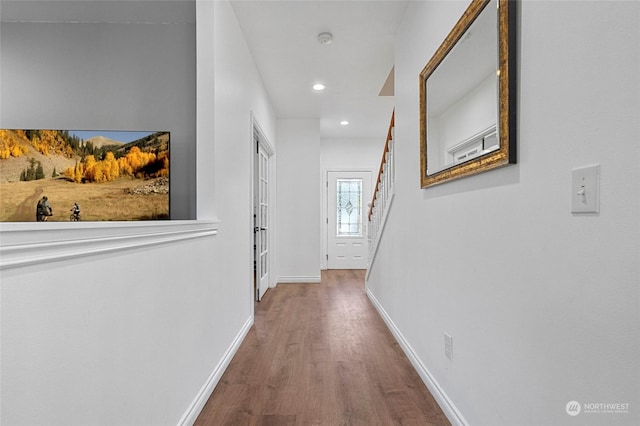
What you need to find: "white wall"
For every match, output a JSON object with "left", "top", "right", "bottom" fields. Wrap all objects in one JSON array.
[
  {"left": 0, "top": 1, "right": 277, "bottom": 424},
  {"left": 367, "top": 1, "right": 640, "bottom": 425},
  {"left": 213, "top": 0, "right": 277, "bottom": 292},
  {"left": 320, "top": 137, "right": 384, "bottom": 269},
  {"left": 196, "top": 0, "right": 216, "bottom": 220},
  {"left": 321, "top": 137, "right": 385, "bottom": 173},
  {"left": 1, "top": 226, "right": 223, "bottom": 426},
  {"left": 276, "top": 119, "right": 321, "bottom": 282}
]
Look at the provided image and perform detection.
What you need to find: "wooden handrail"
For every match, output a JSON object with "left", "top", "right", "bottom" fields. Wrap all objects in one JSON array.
[{"left": 368, "top": 111, "right": 394, "bottom": 221}]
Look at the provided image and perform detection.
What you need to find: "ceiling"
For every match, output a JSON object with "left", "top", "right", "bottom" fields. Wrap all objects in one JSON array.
[
  {"left": 0, "top": 0, "right": 409, "bottom": 139},
  {"left": 231, "top": 1, "right": 408, "bottom": 139}
]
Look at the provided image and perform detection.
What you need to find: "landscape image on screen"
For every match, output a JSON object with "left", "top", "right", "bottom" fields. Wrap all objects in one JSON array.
[{"left": 0, "top": 129, "right": 169, "bottom": 222}]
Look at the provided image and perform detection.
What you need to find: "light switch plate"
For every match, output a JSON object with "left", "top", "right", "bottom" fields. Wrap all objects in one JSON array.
[
  {"left": 571, "top": 164, "right": 600, "bottom": 214},
  {"left": 444, "top": 332, "right": 453, "bottom": 361}
]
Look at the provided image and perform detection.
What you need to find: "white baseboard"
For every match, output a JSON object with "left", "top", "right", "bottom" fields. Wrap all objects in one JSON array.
[
  {"left": 277, "top": 275, "right": 321, "bottom": 284},
  {"left": 177, "top": 316, "right": 253, "bottom": 426},
  {"left": 365, "top": 288, "right": 468, "bottom": 426}
]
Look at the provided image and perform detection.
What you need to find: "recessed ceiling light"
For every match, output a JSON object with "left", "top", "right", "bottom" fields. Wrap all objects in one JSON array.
[
  {"left": 317, "top": 32, "right": 333, "bottom": 45},
  {"left": 313, "top": 83, "right": 325, "bottom": 91},
  {"left": 340, "top": 120, "right": 349, "bottom": 126}
]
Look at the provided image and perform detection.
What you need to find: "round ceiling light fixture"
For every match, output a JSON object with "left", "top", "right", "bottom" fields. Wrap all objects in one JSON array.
[
  {"left": 340, "top": 120, "right": 350, "bottom": 126},
  {"left": 317, "top": 32, "right": 333, "bottom": 45},
  {"left": 313, "top": 83, "right": 326, "bottom": 91}
]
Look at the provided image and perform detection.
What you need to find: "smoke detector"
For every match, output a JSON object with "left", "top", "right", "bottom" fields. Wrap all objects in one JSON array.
[{"left": 317, "top": 32, "right": 333, "bottom": 45}]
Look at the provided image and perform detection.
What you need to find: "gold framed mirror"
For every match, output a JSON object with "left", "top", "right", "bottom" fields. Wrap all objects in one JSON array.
[{"left": 420, "top": 0, "right": 517, "bottom": 188}]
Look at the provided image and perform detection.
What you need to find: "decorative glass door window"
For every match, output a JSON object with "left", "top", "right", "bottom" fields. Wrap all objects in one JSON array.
[{"left": 336, "top": 178, "right": 363, "bottom": 237}]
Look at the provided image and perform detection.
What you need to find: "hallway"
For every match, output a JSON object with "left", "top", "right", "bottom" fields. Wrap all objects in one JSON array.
[{"left": 195, "top": 270, "right": 450, "bottom": 425}]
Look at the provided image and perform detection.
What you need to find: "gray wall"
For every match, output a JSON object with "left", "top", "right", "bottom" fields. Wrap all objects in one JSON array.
[{"left": 0, "top": 11, "right": 196, "bottom": 218}]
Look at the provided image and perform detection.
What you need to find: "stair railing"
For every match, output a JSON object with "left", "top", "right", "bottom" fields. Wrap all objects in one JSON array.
[{"left": 367, "top": 111, "right": 395, "bottom": 271}]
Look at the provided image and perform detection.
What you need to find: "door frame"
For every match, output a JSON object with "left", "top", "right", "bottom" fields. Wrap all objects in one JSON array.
[
  {"left": 322, "top": 168, "right": 374, "bottom": 270},
  {"left": 251, "top": 115, "right": 275, "bottom": 302}
]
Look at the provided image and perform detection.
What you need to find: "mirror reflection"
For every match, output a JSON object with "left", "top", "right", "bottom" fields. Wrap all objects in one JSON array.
[
  {"left": 420, "top": 0, "right": 516, "bottom": 188},
  {"left": 426, "top": 0, "right": 498, "bottom": 175}
]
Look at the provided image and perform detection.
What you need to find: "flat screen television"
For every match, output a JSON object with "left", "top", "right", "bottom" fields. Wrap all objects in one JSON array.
[{"left": 0, "top": 129, "right": 169, "bottom": 222}]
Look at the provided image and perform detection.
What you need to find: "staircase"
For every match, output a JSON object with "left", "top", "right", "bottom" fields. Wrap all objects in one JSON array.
[{"left": 367, "top": 111, "right": 395, "bottom": 273}]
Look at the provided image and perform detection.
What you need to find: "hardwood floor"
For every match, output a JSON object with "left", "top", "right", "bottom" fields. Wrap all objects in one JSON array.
[{"left": 195, "top": 269, "right": 450, "bottom": 426}]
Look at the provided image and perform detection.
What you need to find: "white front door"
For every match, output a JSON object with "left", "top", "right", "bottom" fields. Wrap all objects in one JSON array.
[
  {"left": 254, "top": 142, "right": 270, "bottom": 301},
  {"left": 327, "top": 171, "right": 371, "bottom": 269}
]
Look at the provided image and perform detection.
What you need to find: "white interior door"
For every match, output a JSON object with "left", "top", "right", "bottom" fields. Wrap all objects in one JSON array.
[
  {"left": 327, "top": 171, "right": 371, "bottom": 269},
  {"left": 254, "top": 142, "right": 270, "bottom": 301}
]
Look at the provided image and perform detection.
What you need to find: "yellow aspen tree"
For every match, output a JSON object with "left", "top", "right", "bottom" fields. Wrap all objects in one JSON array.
[
  {"left": 74, "top": 162, "right": 84, "bottom": 183},
  {"left": 159, "top": 151, "right": 169, "bottom": 177},
  {"left": 104, "top": 152, "right": 119, "bottom": 181},
  {"left": 127, "top": 147, "right": 144, "bottom": 172},
  {"left": 118, "top": 156, "right": 133, "bottom": 176},
  {"left": 64, "top": 167, "right": 75, "bottom": 180},
  {"left": 84, "top": 155, "right": 97, "bottom": 182},
  {"left": 94, "top": 162, "right": 105, "bottom": 182}
]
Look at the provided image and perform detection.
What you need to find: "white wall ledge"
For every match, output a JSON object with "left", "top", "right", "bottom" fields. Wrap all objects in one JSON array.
[{"left": 0, "top": 220, "right": 219, "bottom": 270}]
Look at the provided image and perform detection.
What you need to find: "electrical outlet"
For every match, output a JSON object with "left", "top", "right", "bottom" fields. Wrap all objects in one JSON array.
[{"left": 444, "top": 332, "right": 453, "bottom": 361}]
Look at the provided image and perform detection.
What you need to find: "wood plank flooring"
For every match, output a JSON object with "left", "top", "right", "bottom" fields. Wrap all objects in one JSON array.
[{"left": 195, "top": 269, "right": 450, "bottom": 426}]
